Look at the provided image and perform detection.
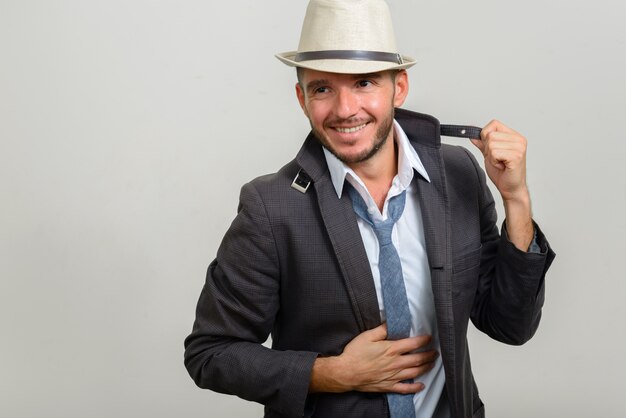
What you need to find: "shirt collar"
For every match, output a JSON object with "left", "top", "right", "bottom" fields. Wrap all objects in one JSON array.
[{"left": 323, "top": 119, "right": 431, "bottom": 199}]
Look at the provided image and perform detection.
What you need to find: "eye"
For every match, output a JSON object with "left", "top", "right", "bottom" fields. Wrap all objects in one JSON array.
[
  {"left": 314, "top": 86, "right": 329, "bottom": 94},
  {"left": 357, "top": 79, "right": 373, "bottom": 88}
]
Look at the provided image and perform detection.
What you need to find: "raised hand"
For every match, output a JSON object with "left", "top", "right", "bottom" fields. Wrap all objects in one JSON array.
[{"left": 471, "top": 120, "right": 534, "bottom": 251}]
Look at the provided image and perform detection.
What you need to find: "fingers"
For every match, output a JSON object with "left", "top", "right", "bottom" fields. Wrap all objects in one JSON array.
[
  {"left": 475, "top": 120, "right": 523, "bottom": 144},
  {"left": 480, "top": 120, "right": 526, "bottom": 151},
  {"left": 472, "top": 119, "right": 529, "bottom": 201},
  {"left": 393, "top": 350, "right": 438, "bottom": 374},
  {"left": 387, "top": 333, "right": 432, "bottom": 356},
  {"left": 482, "top": 119, "right": 519, "bottom": 136},
  {"left": 486, "top": 135, "right": 526, "bottom": 171},
  {"left": 362, "top": 322, "right": 388, "bottom": 342},
  {"left": 384, "top": 351, "right": 439, "bottom": 394},
  {"left": 354, "top": 353, "right": 438, "bottom": 394},
  {"left": 391, "top": 380, "right": 426, "bottom": 394},
  {"left": 470, "top": 137, "right": 484, "bottom": 152},
  {"left": 473, "top": 120, "right": 527, "bottom": 169},
  {"left": 363, "top": 325, "right": 432, "bottom": 351},
  {"left": 471, "top": 119, "right": 518, "bottom": 154}
]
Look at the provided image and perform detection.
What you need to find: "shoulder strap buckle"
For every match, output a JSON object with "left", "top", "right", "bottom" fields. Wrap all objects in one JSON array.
[{"left": 291, "top": 169, "right": 312, "bottom": 194}]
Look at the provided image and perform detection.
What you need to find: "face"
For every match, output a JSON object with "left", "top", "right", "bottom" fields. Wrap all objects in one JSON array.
[{"left": 295, "top": 69, "right": 409, "bottom": 166}]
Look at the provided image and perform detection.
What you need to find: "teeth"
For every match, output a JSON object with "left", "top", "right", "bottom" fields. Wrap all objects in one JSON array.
[{"left": 335, "top": 123, "right": 367, "bottom": 133}]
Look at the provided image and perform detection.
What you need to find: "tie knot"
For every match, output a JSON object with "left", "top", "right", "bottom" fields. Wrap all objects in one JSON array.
[{"left": 348, "top": 186, "right": 407, "bottom": 228}]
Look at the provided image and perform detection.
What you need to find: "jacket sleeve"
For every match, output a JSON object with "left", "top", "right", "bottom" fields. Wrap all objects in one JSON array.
[
  {"left": 462, "top": 147, "right": 556, "bottom": 345},
  {"left": 184, "top": 181, "right": 318, "bottom": 417}
]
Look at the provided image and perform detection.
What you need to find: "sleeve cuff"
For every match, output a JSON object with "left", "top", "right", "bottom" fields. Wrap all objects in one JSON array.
[{"left": 527, "top": 229, "right": 542, "bottom": 253}]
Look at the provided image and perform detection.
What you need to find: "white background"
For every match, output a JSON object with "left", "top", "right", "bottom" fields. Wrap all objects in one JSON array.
[{"left": 1, "top": 0, "right": 625, "bottom": 416}]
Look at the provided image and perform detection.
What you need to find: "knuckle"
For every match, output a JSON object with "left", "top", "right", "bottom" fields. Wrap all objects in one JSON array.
[
  {"left": 406, "top": 367, "right": 419, "bottom": 379},
  {"left": 416, "top": 353, "right": 430, "bottom": 366},
  {"left": 412, "top": 338, "right": 425, "bottom": 349}
]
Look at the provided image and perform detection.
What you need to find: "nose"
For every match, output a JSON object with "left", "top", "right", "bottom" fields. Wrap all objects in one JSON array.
[{"left": 334, "top": 87, "right": 359, "bottom": 119}]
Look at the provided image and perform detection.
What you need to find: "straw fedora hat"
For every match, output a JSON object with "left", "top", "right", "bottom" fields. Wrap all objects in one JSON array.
[{"left": 276, "top": 0, "right": 416, "bottom": 74}]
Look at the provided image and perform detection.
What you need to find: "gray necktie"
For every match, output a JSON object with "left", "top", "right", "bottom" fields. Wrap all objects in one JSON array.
[{"left": 348, "top": 186, "right": 415, "bottom": 418}]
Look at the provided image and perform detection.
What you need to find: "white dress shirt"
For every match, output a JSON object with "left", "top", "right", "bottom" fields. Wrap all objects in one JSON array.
[{"left": 323, "top": 120, "right": 448, "bottom": 417}]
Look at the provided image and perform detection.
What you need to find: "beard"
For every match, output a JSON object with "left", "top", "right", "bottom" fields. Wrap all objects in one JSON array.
[{"left": 310, "top": 108, "right": 395, "bottom": 165}]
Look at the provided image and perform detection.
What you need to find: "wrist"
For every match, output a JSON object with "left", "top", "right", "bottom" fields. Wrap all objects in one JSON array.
[
  {"left": 501, "top": 185, "right": 531, "bottom": 207},
  {"left": 503, "top": 192, "right": 534, "bottom": 251},
  {"left": 309, "top": 356, "right": 349, "bottom": 393}
]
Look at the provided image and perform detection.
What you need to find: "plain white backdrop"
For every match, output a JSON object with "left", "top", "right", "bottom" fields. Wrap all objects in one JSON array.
[{"left": 1, "top": 0, "right": 625, "bottom": 416}]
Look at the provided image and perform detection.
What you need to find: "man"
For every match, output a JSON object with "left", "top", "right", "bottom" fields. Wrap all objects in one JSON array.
[{"left": 184, "top": 1, "right": 555, "bottom": 417}]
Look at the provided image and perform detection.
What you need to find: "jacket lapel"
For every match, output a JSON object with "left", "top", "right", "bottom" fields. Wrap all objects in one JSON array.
[
  {"left": 412, "top": 143, "right": 456, "bottom": 368},
  {"left": 396, "top": 109, "right": 458, "bottom": 407},
  {"left": 296, "top": 134, "right": 381, "bottom": 331}
]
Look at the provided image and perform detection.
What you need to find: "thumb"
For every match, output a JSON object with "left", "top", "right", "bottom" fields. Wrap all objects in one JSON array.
[{"left": 470, "top": 138, "right": 484, "bottom": 153}]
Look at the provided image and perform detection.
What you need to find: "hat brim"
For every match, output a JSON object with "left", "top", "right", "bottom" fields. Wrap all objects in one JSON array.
[{"left": 276, "top": 51, "right": 416, "bottom": 74}]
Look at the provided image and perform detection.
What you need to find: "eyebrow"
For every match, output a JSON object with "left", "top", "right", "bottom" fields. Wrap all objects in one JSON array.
[{"left": 305, "top": 73, "right": 384, "bottom": 93}]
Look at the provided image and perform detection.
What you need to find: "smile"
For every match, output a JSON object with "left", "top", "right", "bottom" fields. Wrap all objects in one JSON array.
[{"left": 334, "top": 123, "right": 368, "bottom": 134}]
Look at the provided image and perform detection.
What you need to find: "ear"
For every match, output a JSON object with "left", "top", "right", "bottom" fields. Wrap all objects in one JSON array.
[
  {"left": 295, "top": 82, "right": 309, "bottom": 117},
  {"left": 392, "top": 70, "right": 409, "bottom": 108}
]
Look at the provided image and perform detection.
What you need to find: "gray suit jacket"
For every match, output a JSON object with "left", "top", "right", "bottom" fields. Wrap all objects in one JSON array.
[{"left": 184, "top": 108, "right": 555, "bottom": 418}]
